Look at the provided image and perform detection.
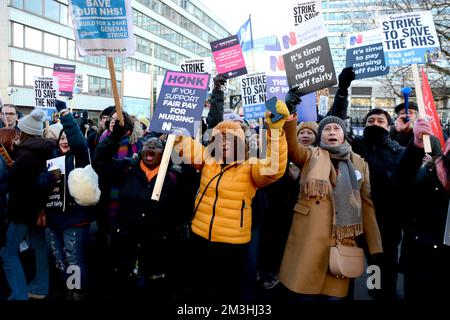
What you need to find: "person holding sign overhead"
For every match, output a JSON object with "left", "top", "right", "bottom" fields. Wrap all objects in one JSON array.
[
  {"left": 278, "top": 93, "right": 383, "bottom": 300},
  {"left": 42, "top": 100, "right": 93, "bottom": 300},
  {"left": 173, "top": 100, "right": 288, "bottom": 302},
  {"left": 93, "top": 123, "right": 180, "bottom": 302}
]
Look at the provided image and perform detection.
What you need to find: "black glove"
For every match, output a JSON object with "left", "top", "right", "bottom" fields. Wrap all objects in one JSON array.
[
  {"left": 285, "top": 86, "right": 302, "bottom": 114},
  {"left": 55, "top": 99, "right": 67, "bottom": 113},
  {"left": 338, "top": 67, "right": 355, "bottom": 93},
  {"left": 110, "top": 121, "right": 126, "bottom": 142}
]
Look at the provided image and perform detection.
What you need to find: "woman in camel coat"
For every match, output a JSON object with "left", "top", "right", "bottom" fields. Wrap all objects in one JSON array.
[{"left": 279, "top": 115, "right": 383, "bottom": 299}]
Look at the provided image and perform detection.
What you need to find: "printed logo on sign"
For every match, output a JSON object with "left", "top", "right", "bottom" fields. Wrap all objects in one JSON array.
[
  {"left": 81, "top": 31, "right": 99, "bottom": 38},
  {"left": 350, "top": 34, "right": 363, "bottom": 46},
  {"left": 162, "top": 122, "right": 172, "bottom": 131}
]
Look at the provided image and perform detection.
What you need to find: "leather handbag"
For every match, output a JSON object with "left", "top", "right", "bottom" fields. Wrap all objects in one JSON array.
[{"left": 329, "top": 242, "right": 364, "bottom": 278}]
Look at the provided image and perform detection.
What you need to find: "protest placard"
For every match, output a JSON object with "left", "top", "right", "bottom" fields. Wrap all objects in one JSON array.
[
  {"left": 45, "top": 155, "right": 66, "bottom": 211},
  {"left": 180, "top": 58, "right": 212, "bottom": 74},
  {"left": 379, "top": 11, "right": 440, "bottom": 66},
  {"left": 297, "top": 92, "right": 317, "bottom": 122},
  {"left": 290, "top": 0, "right": 327, "bottom": 46},
  {"left": 53, "top": 64, "right": 76, "bottom": 97},
  {"left": 73, "top": 73, "right": 84, "bottom": 94},
  {"left": 241, "top": 72, "right": 267, "bottom": 120},
  {"left": 346, "top": 29, "right": 389, "bottom": 79},
  {"left": 34, "top": 76, "right": 58, "bottom": 108},
  {"left": 266, "top": 76, "right": 289, "bottom": 101},
  {"left": 283, "top": 37, "right": 337, "bottom": 95},
  {"left": 210, "top": 35, "right": 247, "bottom": 79},
  {"left": 149, "top": 71, "right": 210, "bottom": 137},
  {"left": 318, "top": 95, "right": 329, "bottom": 117},
  {"left": 68, "top": 0, "right": 136, "bottom": 57}
]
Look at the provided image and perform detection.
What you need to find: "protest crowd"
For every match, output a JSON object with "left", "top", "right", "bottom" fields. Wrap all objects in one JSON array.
[
  {"left": 1, "top": 67, "right": 449, "bottom": 303},
  {"left": 0, "top": 0, "right": 449, "bottom": 305}
]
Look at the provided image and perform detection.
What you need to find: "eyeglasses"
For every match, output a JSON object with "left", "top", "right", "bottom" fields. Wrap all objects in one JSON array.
[{"left": 3, "top": 112, "right": 16, "bottom": 116}]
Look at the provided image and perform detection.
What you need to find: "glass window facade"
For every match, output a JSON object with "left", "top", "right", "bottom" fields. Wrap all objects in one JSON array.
[
  {"left": 12, "top": 61, "right": 24, "bottom": 86},
  {"left": 25, "top": 64, "right": 42, "bottom": 86},
  {"left": 44, "top": 0, "right": 59, "bottom": 21},
  {"left": 133, "top": 9, "right": 210, "bottom": 56},
  {"left": 136, "top": 0, "right": 227, "bottom": 42},
  {"left": 24, "top": 26, "right": 42, "bottom": 51}
]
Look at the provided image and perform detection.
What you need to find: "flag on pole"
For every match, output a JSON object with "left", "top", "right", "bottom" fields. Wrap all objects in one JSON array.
[
  {"left": 421, "top": 68, "right": 445, "bottom": 150},
  {"left": 236, "top": 15, "right": 254, "bottom": 52}
]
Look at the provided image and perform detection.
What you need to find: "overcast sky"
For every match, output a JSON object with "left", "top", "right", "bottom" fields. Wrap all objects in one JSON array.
[{"left": 201, "top": 0, "right": 293, "bottom": 39}]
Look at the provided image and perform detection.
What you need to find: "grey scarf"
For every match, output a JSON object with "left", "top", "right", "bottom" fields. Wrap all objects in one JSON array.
[{"left": 320, "top": 141, "right": 363, "bottom": 240}]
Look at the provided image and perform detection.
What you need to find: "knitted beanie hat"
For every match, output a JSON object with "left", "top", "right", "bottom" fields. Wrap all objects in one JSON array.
[
  {"left": 318, "top": 116, "right": 347, "bottom": 140},
  {"left": 297, "top": 121, "right": 319, "bottom": 138},
  {"left": 18, "top": 108, "right": 46, "bottom": 136}
]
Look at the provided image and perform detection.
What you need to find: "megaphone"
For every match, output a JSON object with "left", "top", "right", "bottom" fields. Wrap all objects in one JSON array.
[{"left": 401, "top": 87, "right": 412, "bottom": 122}]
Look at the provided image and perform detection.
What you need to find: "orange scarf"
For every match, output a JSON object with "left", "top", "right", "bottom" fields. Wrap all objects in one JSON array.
[{"left": 140, "top": 160, "right": 160, "bottom": 182}]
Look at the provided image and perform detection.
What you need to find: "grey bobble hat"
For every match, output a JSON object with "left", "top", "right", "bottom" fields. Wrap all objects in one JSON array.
[
  {"left": 318, "top": 116, "right": 347, "bottom": 140},
  {"left": 17, "top": 108, "right": 47, "bottom": 136}
]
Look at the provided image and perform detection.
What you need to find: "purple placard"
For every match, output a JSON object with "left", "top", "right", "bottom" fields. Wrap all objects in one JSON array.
[
  {"left": 149, "top": 71, "right": 210, "bottom": 137},
  {"left": 297, "top": 92, "right": 317, "bottom": 122},
  {"left": 266, "top": 75, "right": 289, "bottom": 101}
]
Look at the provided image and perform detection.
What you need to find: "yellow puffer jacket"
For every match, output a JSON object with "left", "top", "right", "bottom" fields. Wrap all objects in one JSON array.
[{"left": 174, "top": 129, "right": 287, "bottom": 244}]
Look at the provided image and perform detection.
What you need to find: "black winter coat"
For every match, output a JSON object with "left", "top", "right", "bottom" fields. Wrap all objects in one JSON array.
[
  {"left": 45, "top": 112, "right": 92, "bottom": 229},
  {"left": 330, "top": 92, "right": 405, "bottom": 248},
  {"left": 206, "top": 88, "right": 224, "bottom": 129},
  {"left": 8, "top": 136, "right": 55, "bottom": 225},
  {"left": 93, "top": 135, "right": 179, "bottom": 277},
  {"left": 394, "top": 142, "right": 450, "bottom": 298}
]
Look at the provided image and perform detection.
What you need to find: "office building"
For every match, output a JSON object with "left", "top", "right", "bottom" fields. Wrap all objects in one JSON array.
[{"left": 0, "top": 0, "right": 231, "bottom": 117}]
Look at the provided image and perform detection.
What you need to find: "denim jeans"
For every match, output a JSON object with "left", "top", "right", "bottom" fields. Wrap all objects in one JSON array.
[
  {"left": 0, "top": 223, "right": 49, "bottom": 300},
  {"left": 45, "top": 225, "right": 89, "bottom": 291}
]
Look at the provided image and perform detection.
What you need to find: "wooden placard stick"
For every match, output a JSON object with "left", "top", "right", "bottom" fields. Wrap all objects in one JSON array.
[
  {"left": 107, "top": 57, "right": 124, "bottom": 126},
  {"left": 411, "top": 64, "right": 432, "bottom": 153},
  {"left": 151, "top": 134, "right": 176, "bottom": 201},
  {"left": 259, "top": 117, "right": 264, "bottom": 159}
]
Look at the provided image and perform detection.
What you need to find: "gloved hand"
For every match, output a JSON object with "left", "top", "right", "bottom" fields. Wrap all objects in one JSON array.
[
  {"left": 338, "top": 67, "right": 355, "bottom": 94},
  {"left": 55, "top": 99, "right": 67, "bottom": 113},
  {"left": 413, "top": 118, "right": 432, "bottom": 148},
  {"left": 285, "top": 86, "right": 302, "bottom": 114},
  {"left": 110, "top": 121, "right": 126, "bottom": 142},
  {"left": 265, "top": 100, "right": 289, "bottom": 130}
]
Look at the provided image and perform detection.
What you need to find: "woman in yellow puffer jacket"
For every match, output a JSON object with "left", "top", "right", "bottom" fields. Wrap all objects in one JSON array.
[{"left": 173, "top": 100, "right": 288, "bottom": 302}]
